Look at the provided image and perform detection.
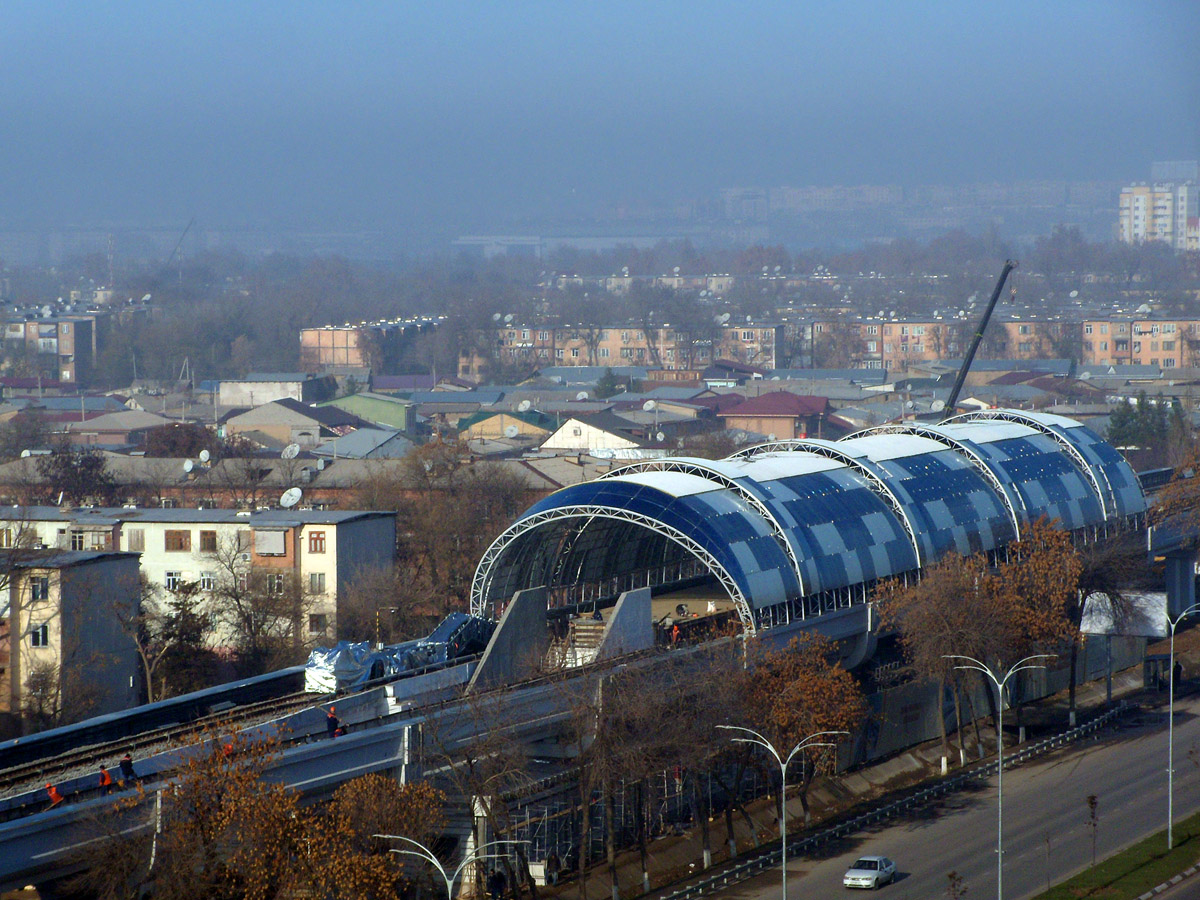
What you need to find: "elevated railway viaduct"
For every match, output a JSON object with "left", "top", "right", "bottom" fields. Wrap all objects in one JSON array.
[{"left": 5, "top": 408, "right": 1196, "bottom": 893}]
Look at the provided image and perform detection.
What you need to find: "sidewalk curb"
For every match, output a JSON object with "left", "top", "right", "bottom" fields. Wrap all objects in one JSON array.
[{"left": 1138, "top": 863, "right": 1200, "bottom": 899}]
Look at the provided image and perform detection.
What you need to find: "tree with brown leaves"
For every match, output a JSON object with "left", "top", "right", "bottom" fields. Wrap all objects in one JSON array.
[{"left": 739, "top": 634, "right": 865, "bottom": 826}]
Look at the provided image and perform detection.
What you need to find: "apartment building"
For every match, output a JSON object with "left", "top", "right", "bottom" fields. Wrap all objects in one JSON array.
[
  {"left": 0, "top": 508, "right": 397, "bottom": 642},
  {"left": 1079, "top": 319, "right": 1200, "bottom": 369},
  {"left": 1118, "top": 182, "right": 1199, "bottom": 251},
  {"left": 475, "top": 323, "right": 786, "bottom": 373},
  {"left": 1, "top": 551, "right": 141, "bottom": 723},
  {"left": 299, "top": 318, "right": 441, "bottom": 373},
  {"left": 815, "top": 318, "right": 1073, "bottom": 372},
  {"left": 1, "top": 316, "right": 95, "bottom": 385}
]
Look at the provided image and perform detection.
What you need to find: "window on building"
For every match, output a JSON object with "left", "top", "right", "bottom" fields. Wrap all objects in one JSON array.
[
  {"left": 1101, "top": 341, "right": 1108, "bottom": 350},
  {"left": 165, "top": 530, "right": 191, "bottom": 552},
  {"left": 556, "top": 349, "right": 565, "bottom": 359},
  {"left": 742, "top": 331, "right": 753, "bottom": 340},
  {"left": 30, "top": 623, "right": 50, "bottom": 647},
  {"left": 1101, "top": 324, "right": 1109, "bottom": 334},
  {"left": 200, "top": 572, "right": 216, "bottom": 591},
  {"left": 1133, "top": 341, "right": 1142, "bottom": 353},
  {"left": 199, "top": 530, "right": 217, "bottom": 553},
  {"left": 599, "top": 348, "right": 610, "bottom": 358},
  {"left": 308, "top": 531, "right": 326, "bottom": 554},
  {"left": 308, "top": 614, "right": 328, "bottom": 634},
  {"left": 1084, "top": 324, "right": 1093, "bottom": 334},
  {"left": 30, "top": 576, "right": 50, "bottom": 602},
  {"left": 309, "top": 572, "right": 326, "bottom": 594},
  {"left": 127, "top": 529, "right": 145, "bottom": 552},
  {"left": 255, "top": 530, "right": 286, "bottom": 556},
  {"left": 267, "top": 573, "right": 286, "bottom": 595},
  {"left": 165, "top": 571, "right": 184, "bottom": 591},
  {"left": 1019, "top": 341, "right": 1033, "bottom": 353},
  {"left": 70, "top": 530, "right": 84, "bottom": 551},
  {"left": 1165, "top": 358, "right": 1178, "bottom": 368},
  {"left": 1163, "top": 341, "right": 1176, "bottom": 351},
  {"left": 537, "top": 331, "right": 549, "bottom": 341},
  {"left": 0, "top": 528, "right": 10, "bottom": 549}
]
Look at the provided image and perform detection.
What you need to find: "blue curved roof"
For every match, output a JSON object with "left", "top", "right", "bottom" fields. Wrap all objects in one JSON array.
[{"left": 472, "top": 409, "right": 1146, "bottom": 623}]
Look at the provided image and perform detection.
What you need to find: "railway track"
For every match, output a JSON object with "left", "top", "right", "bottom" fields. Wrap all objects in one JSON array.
[{"left": 0, "top": 689, "right": 328, "bottom": 798}]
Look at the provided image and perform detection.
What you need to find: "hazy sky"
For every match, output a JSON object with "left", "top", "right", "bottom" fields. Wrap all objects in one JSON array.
[{"left": 2, "top": 1, "right": 1197, "bottom": 233}]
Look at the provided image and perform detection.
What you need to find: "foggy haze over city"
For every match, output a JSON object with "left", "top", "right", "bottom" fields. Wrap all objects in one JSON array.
[{"left": 2, "top": 1, "right": 1197, "bottom": 246}]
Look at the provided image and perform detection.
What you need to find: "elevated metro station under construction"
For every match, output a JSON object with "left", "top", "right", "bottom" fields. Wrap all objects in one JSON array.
[{"left": 472, "top": 409, "right": 1149, "bottom": 637}]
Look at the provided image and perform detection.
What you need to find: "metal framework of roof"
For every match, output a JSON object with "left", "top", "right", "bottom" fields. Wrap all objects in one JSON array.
[{"left": 470, "top": 409, "right": 1147, "bottom": 635}]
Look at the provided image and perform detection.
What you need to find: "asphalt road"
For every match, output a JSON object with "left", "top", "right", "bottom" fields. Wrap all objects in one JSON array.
[{"left": 716, "top": 695, "right": 1200, "bottom": 900}]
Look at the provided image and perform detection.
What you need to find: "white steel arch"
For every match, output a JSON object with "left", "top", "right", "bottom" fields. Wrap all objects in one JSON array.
[
  {"left": 849, "top": 422, "right": 1025, "bottom": 539},
  {"left": 945, "top": 409, "right": 1113, "bottom": 519},
  {"left": 469, "top": 504, "right": 757, "bottom": 633},
  {"left": 602, "top": 458, "right": 810, "bottom": 594},
  {"left": 730, "top": 439, "right": 926, "bottom": 565}
]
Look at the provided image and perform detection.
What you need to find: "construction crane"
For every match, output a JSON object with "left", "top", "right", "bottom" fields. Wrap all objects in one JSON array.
[{"left": 941, "top": 259, "right": 1018, "bottom": 421}]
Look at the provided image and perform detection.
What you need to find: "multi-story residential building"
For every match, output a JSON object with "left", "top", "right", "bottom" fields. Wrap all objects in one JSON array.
[
  {"left": 2, "top": 550, "right": 141, "bottom": 724},
  {"left": 0, "top": 508, "right": 397, "bottom": 643},
  {"left": 470, "top": 323, "right": 786, "bottom": 375},
  {"left": 299, "top": 319, "right": 441, "bottom": 373},
  {"left": 812, "top": 318, "right": 1078, "bottom": 372},
  {"left": 1118, "top": 182, "right": 1199, "bottom": 251},
  {"left": 1, "top": 316, "right": 94, "bottom": 385},
  {"left": 1079, "top": 319, "right": 1200, "bottom": 369}
]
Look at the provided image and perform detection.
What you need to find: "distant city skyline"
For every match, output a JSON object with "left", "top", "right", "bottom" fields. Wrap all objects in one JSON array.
[{"left": 0, "top": 2, "right": 1196, "bottom": 241}]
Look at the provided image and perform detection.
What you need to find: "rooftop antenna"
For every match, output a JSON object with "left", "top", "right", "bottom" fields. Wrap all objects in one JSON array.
[{"left": 943, "top": 260, "right": 1018, "bottom": 421}]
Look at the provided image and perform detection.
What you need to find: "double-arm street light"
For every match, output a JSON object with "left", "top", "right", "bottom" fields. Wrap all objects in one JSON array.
[
  {"left": 374, "top": 834, "right": 523, "bottom": 900},
  {"left": 1166, "top": 602, "right": 1200, "bottom": 849},
  {"left": 945, "top": 654, "right": 1054, "bottom": 900},
  {"left": 717, "top": 725, "right": 848, "bottom": 900}
]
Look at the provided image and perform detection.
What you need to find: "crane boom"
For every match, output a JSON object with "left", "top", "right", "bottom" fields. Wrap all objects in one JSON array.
[{"left": 941, "top": 259, "right": 1018, "bottom": 421}]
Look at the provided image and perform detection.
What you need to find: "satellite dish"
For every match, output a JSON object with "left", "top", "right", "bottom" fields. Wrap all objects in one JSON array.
[
  {"left": 492, "top": 312, "right": 502, "bottom": 321},
  {"left": 20, "top": 449, "right": 31, "bottom": 458},
  {"left": 281, "top": 443, "right": 301, "bottom": 460},
  {"left": 280, "top": 487, "right": 303, "bottom": 509},
  {"left": 316, "top": 458, "right": 326, "bottom": 470},
  {"left": 673, "top": 266, "right": 680, "bottom": 275},
  {"left": 1070, "top": 290, "right": 1079, "bottom": 298},
  {"left": 183, "top": 459, "right": 194, "bottom": 473},
  {"left": 576, "top": 391, "right": 589, "bottom": 401},
  {"left": 643, "top": 400, "right": 657, "bottom": 412},
  {"left": 767, "top": 433, "right": 777, "bottom": 442},
  {"left": 198, "top": 449, "right": 211, "bottom": 463},
  {"left": 931, "top": 400, "right": 945, "bottom": 412},
  {"left": 906, "top": 400, "right": 915, "bottom": 410},
  {"left": 517, "top": 399, "right": 532, "bottom": 412},
  {"left": 656, "top": 431, "right": 666, "bottom": 443},
  {"left": 504, "top": 424, "right": 520, "bottom": 438},
  {"left": 719, "top": 313, "right": 731, "bottom": 324},
  {"left": 503, "top": 313, "right": 514, "bottom": 324},
  {"left": 141, "top": 293, "right": 152, "bottom": 302}
]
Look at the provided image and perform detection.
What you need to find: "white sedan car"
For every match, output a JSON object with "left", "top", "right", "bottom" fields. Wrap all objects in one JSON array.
[{"left": 843, "top": 855, "right": 896, "bottom": 889}]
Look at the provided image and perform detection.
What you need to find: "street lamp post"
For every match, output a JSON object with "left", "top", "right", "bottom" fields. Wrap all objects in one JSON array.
[
  {"left": 717, "top": 725, "right": 848, "bottom": 900},
  {"left": 376, "top": 606, "right": 400, "bottom": 648},
  {"left": 1166, "top": 602, "right": 1200, "bottom": 849},
  {"left": 374, "top": 834, "right": 522, "bottom": 900},
  {"left": 945, "top": 654, "right": 1054, "bottom": 900}
]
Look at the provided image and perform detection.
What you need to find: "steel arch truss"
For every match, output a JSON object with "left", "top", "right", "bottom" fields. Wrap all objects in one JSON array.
[
  {"left": 850, "top": 422, "right": 1026, "bottom": 539},
  {"left": 602, "top": 458, "right": 809, "bottom": 594},
  {"left": 945, "top": 410, "right": 1113, "bottom": 520},
  {"left": 469, "top": 504, "right": 756, "bottom": 633},
  {"left": 730, "top": 439, "right": 925, "bottom": 565}
]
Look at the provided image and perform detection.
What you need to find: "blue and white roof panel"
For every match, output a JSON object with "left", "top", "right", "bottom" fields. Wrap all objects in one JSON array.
[{"left": 477, "top": 409, "right": 1146, "bottom": 617}]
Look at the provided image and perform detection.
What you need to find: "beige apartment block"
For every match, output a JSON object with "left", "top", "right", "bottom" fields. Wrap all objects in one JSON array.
[
  {"left": 1079, "top": 319, "right": 1200, "bottom": 369},
  {"left": 482, "top": 323, "right": 785, "bottom": 372},
  {"left": 1118, "top": 182, "right": 1199, "bottom": 251},
  {"left": 1, "top": 551, "right": 141, "bottom": 725},
  {"left": 0, "top": 508, "right": 397, "bottom": 646}
]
